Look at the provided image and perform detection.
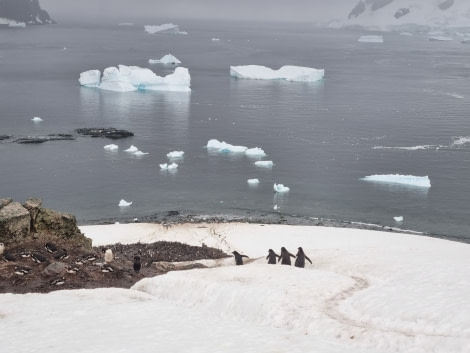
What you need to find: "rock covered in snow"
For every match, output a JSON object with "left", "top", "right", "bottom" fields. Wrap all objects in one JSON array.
[{"left": 230, "top": 65, "right": 324, "bottom": 82}]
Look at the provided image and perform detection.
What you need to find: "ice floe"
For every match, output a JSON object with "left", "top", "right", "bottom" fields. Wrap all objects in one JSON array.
[
  {"left": 79, "top": 65, "right": 191, "bottom": 92},
  {"left": 429, "top": 36, "right": 453, "bottom": 41},
  {"left": 159, "top": 163, "right": 178, "bottom": 171},
  {"left": 394, "top": 216, "right": 404, "bottom": 222},
  {"left": 273, "top": 183, "right": 290, "bottom": 193},
  {"left": 247, "top": 178, "right": 260, "bottom": 185},
  {"left": 148, "top": 54, "right": 181, "bottom": 65},
  {"left": 144, "top": 23, "right": 187, "bottom": 35},
  {"left": 124, "top": 145, "right": 139, "bottom": 153},
  {"left": 166, "top": 151, "right": 184, "bottom": 159},
  {"left": 104, "top": 144, "right": 119, "bottom": 151},
  {"left": 361, "top": 174, "right": 431, "bottom": 188},
  {"left": 31, "top": 117, "right": 43, "bottom": 122},
  {"left": 254, "top": 160, "right": 274, "bottom": 168},
  {"left": 245, "top": 147, "right": 267, "bottom": 158},
  {"left": 206, "top": 139, "right": 248, "bottom": 153},
  {"left": 118, "top": 199, "right": 132, "bottom": 207},
  {"left": 230, "top": 65, "right": 324, "bottom": 82},
  {"left": 358, "top": 35, "right": 384, "bottom": 43}
]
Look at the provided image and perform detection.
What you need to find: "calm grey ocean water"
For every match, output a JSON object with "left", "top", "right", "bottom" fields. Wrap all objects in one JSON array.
[{"left": 0, "top": 20, "right": 469, "bottom": 242}]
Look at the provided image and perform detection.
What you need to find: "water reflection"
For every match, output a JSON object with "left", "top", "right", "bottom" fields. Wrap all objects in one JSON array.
[{"left": 363, "top": 181, "right": 430, "bottom": 197}]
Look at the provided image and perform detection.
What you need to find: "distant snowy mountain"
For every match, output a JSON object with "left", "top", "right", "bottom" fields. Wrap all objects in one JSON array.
[
  {"left": 0, "top": 0, "right": 54, "bottom": 26},
  {"left": 331, "top": 0, "right": 470, "bottom": 31}
]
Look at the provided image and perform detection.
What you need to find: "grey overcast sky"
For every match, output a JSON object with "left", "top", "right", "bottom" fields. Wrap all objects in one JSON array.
[{"left": 40, "top": 0, "right": 353, "bottom": 23}]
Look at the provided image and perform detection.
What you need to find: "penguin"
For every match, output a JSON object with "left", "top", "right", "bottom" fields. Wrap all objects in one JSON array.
[
  {"left": 20, "top": 250, "right": 31, "bottom": 258},
  {"left": 294, "top": 247, "right": 312, "bottom": 268},
  {"left": 50, "top": 277, "right": 66, "bottom": 286},
  {"left": 0, "top": 243, "right": 4, "bottom": 255},
  {"left": 74, "top": 257, "right": 85, "bottom": 265},
  {"left": 133, "top": 255, "right": 141, "bottom": 273},
  {"left": 3, "top": 252, "right": 16, "bottom": 262},
  {"left": 65, "top": 265, "right": 79, "bottom": 274},
  {"left": 31, "top": 252, "right": 48, "bottom": 264},
  {"left": 82, "top": 254, "right": 97, "bottom": 262},
  {"left": 104, "top": 249, "right": 113, "bottom": 263},
  {"left": 278, "top": 247, "right": 295, "bottom": 265},
  {"left": 14, "top": 266, "right": 31, "bottom": 275},
  {"left": 101, "top": 264, "right": 114, "bottom": 273},
  {"left": 44, "top": 242, "right": 59, "bottom": 253},
  {"left": 266, "top": 249, "right": 280, "bottom": 264},
  {"left": 232, "top": 251, "right": 249, "bottom": 265},
  {"left": 54, "top": 249, "right": 68, "bottom": 260}
]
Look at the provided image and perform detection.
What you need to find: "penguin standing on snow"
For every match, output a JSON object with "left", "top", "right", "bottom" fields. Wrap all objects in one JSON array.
[
  {"left": 232, "top": 251, "right": 248, "bottom": 265},
  {"left": 294, "top": 247, "right": 312, "bottom": 268},
  {"left": 133, "top": 255, "right": 141, "bottom": 273},
  {"left": 266, "top": 249, "right": 280, "bottom": 264},
  {"left": 278, "top": 247, "right": 295, "bottom": 265}
]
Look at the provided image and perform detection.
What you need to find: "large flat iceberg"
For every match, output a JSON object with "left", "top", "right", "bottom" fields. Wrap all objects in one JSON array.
[
  {"left": 144, "top": 23, "right": 187, "bottom": 35},
  {"left": 361, "top": 174, "right": 431, "bottom": 188},
  {"left": 230, "top": 65, "right": 324, "bottom": 82},
  {"left": 79, "top": 65, "right": 191, "bottom": 92}
]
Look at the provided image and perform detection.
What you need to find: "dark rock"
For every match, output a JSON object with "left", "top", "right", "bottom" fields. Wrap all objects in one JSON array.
[
  {"left": 14, "top": 134, "right": 76, "bottom": 144},
  {"left": 0, "top": 201, "right": 31, "bottom": 241},
  {"left": 15, "top": 137, "right": 48, "bottom": 144},
  {"left": 23, "top": 197, "right": 42, "bottom": 232},
  {"left": 34, "top": 208, "right": 81, "bottom": 238},
  {"left": 75, "top": 128, "right": 134, "bottom": 139},
  {"left": 42, "top": 262, "right": 67, "bottom": 277},
  {"left": 0, "top": 0, "right": 55, "bottom": 25},
  {"left": 0, "top": 135, "right": 11, "bottom": 141}
]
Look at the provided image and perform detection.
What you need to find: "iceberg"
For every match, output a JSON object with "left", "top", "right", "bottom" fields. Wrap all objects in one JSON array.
[
  {"left": 31, "top": 117, "right": 43, "bottom": 122},
  {"left": 79, "top": 70, "right": 101, "bottom": 87},
  {"left": 206, "top": 139, "right": 248, "bottom": 153},
  {"left": 254, "top": 160, "right": 274, "bottom": 168},
  {"left": 148, "top": 54, "right": 181, "bottom": 65},
  {"left": 118, "top": 199, "right": 132, "bottom": 207},
  {"left": 104, "top": 144, "right": 118, "bottom": 151},
  {"left": 166, "top": 151, "right": 184, "bottom": 159},
  {"left": 245, "top": 147, "right": 267, "bottom": 158},
  {"left": 361, "top": 174, "right": 431, "bottom": 188},
  {"left": 394, "top": 216, "right": 404, "bottom": 222},
  {"left": 230, "top": 65, "right": 324, "bottom": 82},
  {"left": 273, "top": 183, "right": 290, "bottom": 193},
  {"left": 247, "top": 178, "right": 260, "bottom": 184},
  {"left": 429, "top": 36, "right": 453, "bottom": 41},
  {"left": 79, "top": 65, "right": 191, "bottom": 92},
  {"left": 160, "top": 163, "right": 178, "bottom": 171},
  {"left": 358, "top": 35, "right": 384, "bottom": 43},
  {"left": 144, "top": 24, "right": 187, "bottom": 35},
  {"left": 124, "top": 145, "right": 139, "bottom": 153}
]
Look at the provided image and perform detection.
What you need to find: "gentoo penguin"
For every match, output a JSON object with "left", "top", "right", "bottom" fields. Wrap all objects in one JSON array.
[
  {"left": 14, "top": 266, "right": 31, "bottom": 275},
  {"left": 101, "top": 264, "right": 114, "bottom": 273},
  {"left": 0, "top": 243, "right": 4, "bottom": 255},
  {"left": 31, "top": 252, "right": 48, "bottom": 264},
  {"left": 54, "top": 249, "right": 68, "bottom": 260},
  {"left": 232, "top": 251, "right": 249, "bottom": 265},
  {"left": 294, "top": 247, "right": 312, "bottom": 268},
  {"left": 65, "top": 265, "right": 79, "bottom": 274},
  {"left": 133, "top": 255, "right": 141, "bottom": 273},
  {"left": 104, "top": 249, "right": 113, "bottom": 263},
  {"left": 50, "top": 277, "right": 65, "bottom": 286},
  {"left": 44, "top": 242, "right": 58, "bottom": 253},
  {"left": 20, "top": 250, "right": 31, "bottom": 258},
  {"left": 278, "top": 247, "right": 295, "bottom": 265},
  {"left": 3, "top": 252, "right": 16, "bottom": 262},
  {"left": 266, "top": 249, "right": 280, "bottom": 264}
]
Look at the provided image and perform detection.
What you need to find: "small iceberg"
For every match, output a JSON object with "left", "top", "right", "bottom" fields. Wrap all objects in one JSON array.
[
  {"left": 31, "top": 117, "right": 43, "bottom": 122},
  {"left": 104, "top": 144, "right": 119, "bottom": 151},
  {"left": 211, "top": 38, "right": 220, "bottom": 41},
  {"left": 358, "top": 35, "right": 384, "bottom": 43},
  {"left": 247, "top": 178, "right": 260, "bottom": 184},
  {"left": 394, "top": 216, "right": 404, "bottom": 222},
  {"left": 245, "top": 147, "right": 267, "bottom": 158},
  {"left": 118, "top": 199, "right": 132, "bottom": 207},
  {"left": 274, "top": 183, "right": 290, "bottom": 193},
  {"left": 230, "top": 65, "right": 324, "bottom": 82},
  {"left": 133, "top": 150, "right": 149, "bottom": 156},
  {"left": 144, "top": 24, "right": 187, "bottom": 35},
  {"left": 361, "top": 174, "right": 431, "bottom": 188},
  {"left": 160, "top": 163, "right": 178, "bottom": 171},
  {"left": 254, "top": 160, "right": 274, "bottom": 168},
  {"left": 206, "top": 139, "right": 248, "bottom": 153},
  {"left": 149, "top": 54, "right": 181, "bottom": 65},
  {"left": 167, "top": 151, "right": 184, "bottom": 159},
  {"left": 124, "top": 145, "right": 139, "bottom": 153},
  {"left": 429, "top": 36, "right": 453, "bottom": 41}
]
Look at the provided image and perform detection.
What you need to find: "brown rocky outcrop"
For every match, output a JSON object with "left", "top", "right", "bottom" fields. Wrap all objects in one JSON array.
[{"left": 0, "top": 197, "right": 91, "bottom": 248}]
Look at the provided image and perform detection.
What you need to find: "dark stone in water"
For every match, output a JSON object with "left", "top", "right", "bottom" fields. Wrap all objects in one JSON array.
[
  {"left": 14, "top": 134, "right": 75, "bottom": 144},
  {"left": 75, "top": 128, "right": 134, "bottom": 139}
]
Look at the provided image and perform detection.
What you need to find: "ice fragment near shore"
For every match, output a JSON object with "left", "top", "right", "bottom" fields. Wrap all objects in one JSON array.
[
  {"left": 254, "top": 160, "right": 274, "bottom": 168},
  {"left": 160, "top": 163, "right": 178, "bottom": 171},
  {"left": 247, "top": 179, "right": 260, "bottom": 184},
  {"left": 206, "top": 139, "right": 248, "bottom": 153},
  {"left": 167, "top": 151, "right": 184, "bottom": 159},
  {"left": 104, "top": 144, "right": 118, "bottom": 151},
  {"left": 274, "top": 183, "right": 290, "bottom": 193},
  {"left": 361, "top": 174, "right": 431, "bottom": 187},
  {"left": 31, "top": 117, "right": 43, "bottom": 122},
  {"left": 149, "top": 54, "right": 181, "bottom": 65},
  {"left": 79, "top": 65, "right": 191, "bottom": 92},
  {"left": 118, "top": 199, "right": 132, "bottom": 207},
  {"left": 394, "top": 216, "right": 404, "bottom": 222},
  {"left": 230, "top": 65, "right": 324, "bottom": 82}
]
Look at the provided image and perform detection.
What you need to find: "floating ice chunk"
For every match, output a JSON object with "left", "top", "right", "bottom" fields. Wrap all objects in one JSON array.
[
  {"left": 167, "top": 151, "right": 184, "bottom": 159},
  {"left": 31, "top": 117, "right": 43, "bottom": 122},
  {"left": 148, "top": 54, "right": 181, "bottom": 65},
  {"left": 159, "top": 163, "right": 168, "bottom": 170},
  {"left": 273, "top": 204, "right": 279, "bottom": 210},
  {"left": 160, "top": 163, "right": 178, "bottom": 171},
  {"left": 79, "top": 70, "right": 101, "bottom": 87},
  {"left": 361, "top": 174, "right": 431, "bottom": 187},
  {"left": 247, "top": 178, "right": 260, "bottom": 184},
  {"left": 230, "top": 65, "right": 324, "bottom": 82},
  {"left": 124, "top": 145, "right": 139, "bottom": 153},
  {"left": 254, "top": 160, "right": 274, "bottom": 168},
  {"left": 79, "top": 65, "right": 191, "bottom": 92},
  {"left": 144, "top": 24, "right": 187, "bottom": 35},
  {"left": 358, "top": 35, "right": 383, "bottom": 43},
  {"left": 245, "top": 147, "right": 267, "bottom": 158},
  {"left": 273, "top": 183, "right": 290, "bottom": 193},
  {"left": 206, "top": 139, "right": 247, "bottom": 153},
  {"left": 394, "top": 216, "right": 404, "bottom": 222},
  {"left": 429, "top": 36, "right": 453, "bottom": 41},
  {"left": 104, "top": 144, "right": 119, "bottom": 151},
  {"left": 133, "top": 150, "right": 149, "bottom": 156},
  {"left": 8, "top": 21, "right": 26, "bottom": 28},
  {"left": 118, "top": 199, "right": 132, "bottom": 207},
  {"left": 119, "top": 22, "right": 134, "bottom": 26},
  {"left": 211, "top": 38, "right": 220, "bottom": 41}
]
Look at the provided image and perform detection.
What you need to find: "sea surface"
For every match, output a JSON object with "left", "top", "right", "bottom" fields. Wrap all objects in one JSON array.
[{"left": 0, "top": 19, "right": 469, "bottom": 242}]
